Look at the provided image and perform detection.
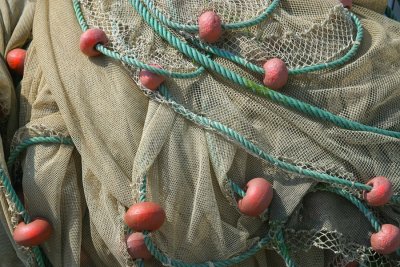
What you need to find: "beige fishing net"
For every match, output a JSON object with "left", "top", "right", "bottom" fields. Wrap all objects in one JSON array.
[{"left": 1, "top": 0, "right": 400, "bottom": 266}]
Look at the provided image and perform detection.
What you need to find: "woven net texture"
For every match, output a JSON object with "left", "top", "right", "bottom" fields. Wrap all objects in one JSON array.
[{"left": 1, "top": 0, "right": 400, "bottom": 266}]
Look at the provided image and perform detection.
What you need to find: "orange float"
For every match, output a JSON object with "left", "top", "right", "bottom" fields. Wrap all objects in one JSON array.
[
  {"left": 238, "top": 178, "right": 273, "bottom": 217},
  {"left": 124, "top": 202, "right": 166, "bottom": 231},
  {"left": 13, "top": 218, "right": 53, "bottom": 247}
]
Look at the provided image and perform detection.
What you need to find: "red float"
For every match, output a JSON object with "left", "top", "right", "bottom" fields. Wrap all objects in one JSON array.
[
  {"left": 238, "top": 178, "right": 273, "bottom": 217},
  {"left": 139, "top": 64, "right": 165, "bottom": 90},
  {"left": 370, "top": 224, "right": 400, "bottom": 255},
  {"left": 80, "top": 28, "right": 108, "bottom": 57},
  {"left": 13, "top": 218, "right": 53, "bottom": 247},
  {"left": 363, "top": 176, "right": 393, "bottom": 206},
  {"left": 198, "top": 11, "right": 223, "bottom": 43},
  {"left": 126, "top": 232, "right": 152, "bottom": 260},
  {"left": 340, "top": 0, "right": 352, "bottom": 8},
  {"left": 6, "top": 48, "right": 26, "bottom": 76},
  {"left": 263, "top": 58, "right": 289, "bottom": 90},
  {"left": 124, "top": 202, "right": 166, "bottom": 231},
  {"left": 345, "top": 261, "right": 358, "bottom": 267}
]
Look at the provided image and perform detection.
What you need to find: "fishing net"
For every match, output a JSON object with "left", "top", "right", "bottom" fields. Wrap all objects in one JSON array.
[{"left": 1, "top": 0, "right": 400, "bottom": 266}]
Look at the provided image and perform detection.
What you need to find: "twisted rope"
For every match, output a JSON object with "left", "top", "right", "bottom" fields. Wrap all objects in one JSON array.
[
  {"left": 315, "top": 185, "right": 400, "bottom": 257},
  {"left": 315, "top": 185, "right": 381, "bottom": 232},
  {"left": 158, "top": 84, "right": 400, "bottom": 203},
  {"left": 2, "top": 136, "right": 74, "bottom": 267},
  {"left": 73, "top": 0, "right": 400, "bottom": 139},
  {"left": 127, "top": 0, "right": 400, "bottom": 139},
  {"left": 72, "top": 0, "right": 206, "bottom": 79},
  {"left": 7, "top": 136, "right": 74, "bottom": 171},
  {"left": 275, "top": 227, "right": 296, "bottom": 267},
  {"left": 138, "top": 174, "right": 275, "bottom": 267},
  {"left": 142, "top": 0, "right": 281, "bottom": 31},
  {"left": 190, "top": 11, "right": 363, "bottom": 75}
]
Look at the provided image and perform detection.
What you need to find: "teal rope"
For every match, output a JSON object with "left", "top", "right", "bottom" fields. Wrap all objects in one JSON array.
[
  {"left": 138, "top": 174, "right": 274, "bottom": 267},
  {"left": 7, "top": 136, "right": 74, "bottom": 171},
  {"left": 229, "top": 180, "right": 246, "bottom": 198},
  {"left": 144, "top": 229, "right": 271, "bottom": 267},
  {"left": 190, "top": 12, "right": 363, "bottom": 75},
  {"left": 136, "top": 259, "right": 144, "bottom": 267},
  {"left": 391, "top": 195, "right": 400, "bottom": 204},
  {"left": 142, "top": 0, "right": 280, "bottom": 31},
  {"left": 0, "top": 169, "right": 46, "bottom": 266},
  {"left": 289, "top": 12, "right": 363, "bottom": 75},
  {"left": 73, "top": 0, "right": 400, "bottom": 139},
  {"left": 316, "top": 185, "right": 400, "bottom": 256},
  {"left": 0, "top": 169, "right": 29, "bottom": 222},
  {"left": 126, "top": 0, "right": 400, "bottom": 139},
  {"left": 158, "top": 84, "right": 400, "bottom": 204},
  {"left": 158, "top": 85, "right": 367, "bottom": 190},
  {"left": 275, "top": 227, "right": 296, "bottom": 267},
  {"left": 315, "top": 185, "right": 381, "bottom": 232},
  {"left": 72, "top": 0, "right": 205, "bottom": 79},
  {"left": 3, "top": 136, "right": 74, "bottom": 267}
]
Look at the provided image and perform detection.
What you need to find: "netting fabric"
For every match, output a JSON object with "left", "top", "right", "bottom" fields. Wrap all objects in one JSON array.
[{"left": 1, "top": 0, "right": 400, "bottom": 266}]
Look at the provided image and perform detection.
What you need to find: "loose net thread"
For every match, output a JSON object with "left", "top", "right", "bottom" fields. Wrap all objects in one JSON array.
[
  {"left": 151, "top": 0, "right": 271, "bottom": 26},
  {"left": 68, "top": 0, "right": 400, "bottom": 266},
  {"left": 130, "top": 159, "right": 399, "bottom": 267},
  {"left": 74, "top": 0, "right": 400, "bottom": 140},
  {"left": 78, "top": 0, "right": 358, "bottom": 73},
  {"left": 4, "top": 113, "right": 400, "bottom": 265},
  {"left": 2, "top": 0, "right": 394, "bottom": 266},
  {"left": 0, "top": 136, "right": 74, "bottom": 267}
]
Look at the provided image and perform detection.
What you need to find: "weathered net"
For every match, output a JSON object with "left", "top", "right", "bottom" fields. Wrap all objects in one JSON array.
[{"left": 1, "top": 0, "right": 400, "bottom": 266}]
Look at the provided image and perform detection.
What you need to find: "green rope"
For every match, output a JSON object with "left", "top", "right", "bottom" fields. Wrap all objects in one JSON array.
[
  {"left": 315, "top": 185, "right": 381, "bottom": 232},
  {"left": 143, "top": 0, "right": 362, "bottom": 75},
  {"left": 316, "top": 185, "right": 400, "bottom": 256},
  {"left": 275, "top": 227, "right": 296, "bottom": 267},
  {"left": 72, "top": 1, "right": 400, "bottom": 263},
  {"left": 126, "top": 0, "right": 400, "bottom": 139},
  {"left": 158, "top": 84, "right": 400, "bottom": 204},
  {"left": 7, "top": 136, "right": 74, "bottom": 171},
  {"left": 143, "top": 229, "right": 271, "bottom": 267},
  {"left": 72, "top": 0, "right": 206, "bottom": 79},
  {"left": 2, "top": 136, "right": 74, "bottom": 267},
  {"left": 190, "top": 12, "right": 363, "bottom": 75},
  {"left": 136, "top": 259, "right": 144, "bottom": 267},
  {"left": 142, "top": 0, "right": 281, "bottom": 31},
  {"left": 0, "top": 169, "right": 46, "bottom": 266},
  {"left": 73, "top": 0, "right": 400, "bottom": 139},
  {"left": 138, "top": 174, "right": 275, "bottom": 267},
  {"left": 229, "top": 180, "right": 246, "bottom": 198}
]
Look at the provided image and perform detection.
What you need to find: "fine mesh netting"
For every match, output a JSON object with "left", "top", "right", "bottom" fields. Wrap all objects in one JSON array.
[
  {"left": 0, "top": 0, "right": 400, "bottom": 267},
  {"left": 80, "top": 0, "right": 357, "bottom": 72}
]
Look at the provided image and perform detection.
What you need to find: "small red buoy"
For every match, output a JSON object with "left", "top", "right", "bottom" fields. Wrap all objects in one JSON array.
[
  {"left": 198, "top": 11, "right": 223, "bottom": 43},
  {"left": 370, "top": 224, "right": 400, "bottom": 255},
  {"left": 13, "top": 218, "right": 53, "bottom": 247},
  {"left": 263, "top": 58, "right": 289, "bottom": 90},
  {"left": 340, "top": 0, "right": 352, "bottom": 8},
  {"left": 238, "top": 178, "right": 273, "bottom": 217},
  {"left": 126, "top": 232, "right": 152, "bottom": 260},
  {"left": 363, "top": 176, "right": 393, "bottom": 206},
  {"left": 124, "top": 202, "right": 166, "bottom": 231},
  {"left": 139, "top": 64, "right": 166, "bottom": 90},
  {"left": 79, "top": 28, "right": 108, "bottom": 57},
  {"left": 6, "top": 48, "right": 26, "bottom": 76}
]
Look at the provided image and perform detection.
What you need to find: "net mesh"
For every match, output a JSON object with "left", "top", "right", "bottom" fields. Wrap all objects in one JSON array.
[{"left": 0, "top": 0, "right": 400, "bottom": 266}]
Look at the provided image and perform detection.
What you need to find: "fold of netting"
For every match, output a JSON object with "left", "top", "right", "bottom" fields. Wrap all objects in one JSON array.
[{"left": 10, "top": 0, "right": 400, "bottom": 266}]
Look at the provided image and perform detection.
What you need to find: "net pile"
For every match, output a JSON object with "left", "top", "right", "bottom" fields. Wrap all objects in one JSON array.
[{"left": 0, "top": 0, "right": 400, "bottom": 266}]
